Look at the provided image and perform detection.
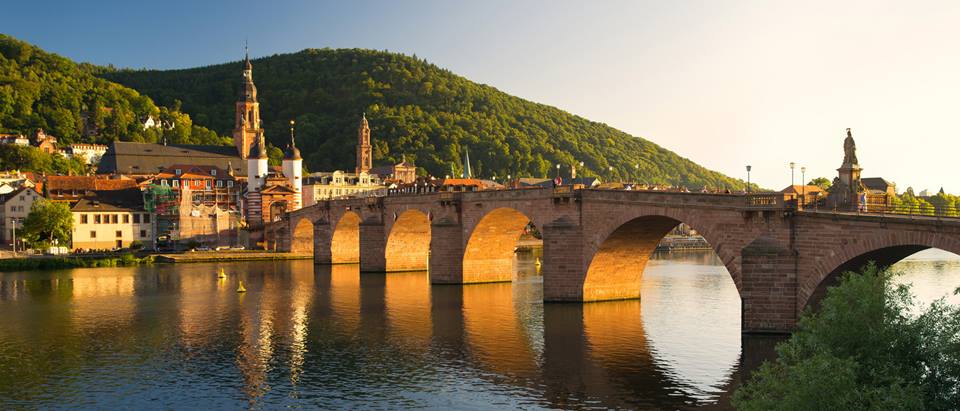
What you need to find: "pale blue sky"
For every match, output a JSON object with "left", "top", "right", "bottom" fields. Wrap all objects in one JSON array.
[{"left": 6, "top": 0, "right": 958, "bottom": 192}]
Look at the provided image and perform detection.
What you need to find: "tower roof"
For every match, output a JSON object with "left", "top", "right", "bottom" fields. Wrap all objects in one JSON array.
[
  {"left": 253, "top": 132, "right": 268, "bottom": 159},
  {"left": 239, "top": 53, "right": 257, "bottom": 102},
  {"left": 284, "top": 120, "right": 302, "bottom": 160},
  {"left": 359, "top": 112, "right": 369, "bottom": 129}
]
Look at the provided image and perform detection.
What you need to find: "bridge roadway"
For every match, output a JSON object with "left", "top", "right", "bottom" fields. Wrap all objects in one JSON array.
[{"left": 266, "top": 187, "right": 960, "bottom": 333}]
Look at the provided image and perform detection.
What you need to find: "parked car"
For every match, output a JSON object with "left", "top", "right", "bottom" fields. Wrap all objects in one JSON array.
[
  {"left": 230, "top": 246, "right": 246, "bottom": 251},
  {"left": 195, "top": 246, "right": 212, "bottom": 252},
  {"left": 215, "top": 245, "right": 231, "bottom": 251}
]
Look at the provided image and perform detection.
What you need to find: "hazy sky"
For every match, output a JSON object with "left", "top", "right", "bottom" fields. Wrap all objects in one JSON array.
[{"left": 6, "top": 0, "right": 958, "bottom": 191}]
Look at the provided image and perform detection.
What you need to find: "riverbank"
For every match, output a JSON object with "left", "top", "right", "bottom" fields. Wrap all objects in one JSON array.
[
  {"left": 154, "top": 251, "right": 312, "bottom": 263},
  {"left": 0, "top": 253, "right": 155, "bottom": 272}
]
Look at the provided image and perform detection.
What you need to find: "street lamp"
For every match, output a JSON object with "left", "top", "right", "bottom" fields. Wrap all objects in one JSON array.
[
  {"left": 789, "top": 162, "right": 796, "bottom": 186},
  {"left": 746, "top": 165, "right": 752, "bottom": 193},
  {"left": 9, "top": 217, "right": 16, "bottom": 255},
  {"left": 556, "top": 163, "right": 561, "bottom": 178},
  {"left": 801, "top": 166, "right": 807, "bottom": 207}
]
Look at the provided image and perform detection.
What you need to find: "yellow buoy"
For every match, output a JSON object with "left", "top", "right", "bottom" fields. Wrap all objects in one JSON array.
[
  {"left": 535, "top": 258, "right": 542, "bottom": 268},
  {"left": 237, "top": 281, "right": 247, "bottom": 293},
  {"left": 218, "top": 268, "right": 226, "bottom": 279}
]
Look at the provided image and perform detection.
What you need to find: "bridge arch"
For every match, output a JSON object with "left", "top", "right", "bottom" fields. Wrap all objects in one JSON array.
[
  {"left": 463, "top": 207, "right": 539, "bottom": 283},
  {"left": 290, "top": 217, "right": 314, "bottom": 254},
  {"left": 385, "top": 209, "right": 431, "bottom": 271},
  {"left": 801, "top": 233, "right": 960, "bottom": 310},
  {"left": 331, "top": 211, "right": 361, "bottom": 264},
  {"left": 581, "top": 213, "right": 739, "bottom": 302}
]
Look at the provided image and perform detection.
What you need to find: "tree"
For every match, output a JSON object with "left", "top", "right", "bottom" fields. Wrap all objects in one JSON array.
[
  {"left": 733, "top": 263, "right": 960, "bottom": 410},
  {"left": 19, "top": 199, "right": 73, "bottom": 249},
  {"left": 808, "top": 177, "right": 831, "bottom": 191}
]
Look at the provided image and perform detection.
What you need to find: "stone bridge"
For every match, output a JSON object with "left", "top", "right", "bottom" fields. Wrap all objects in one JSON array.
[{"left": 265, "top": 188, "right": 960, "bottom": 333}]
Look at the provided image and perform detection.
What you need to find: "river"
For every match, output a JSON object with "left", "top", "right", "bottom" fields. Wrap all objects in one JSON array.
[{"left": 0, "top": 249, "right": 957, "bottom": 409}]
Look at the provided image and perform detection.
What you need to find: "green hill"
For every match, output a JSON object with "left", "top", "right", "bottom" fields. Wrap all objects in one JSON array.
[
  {"left": 101, "top": 48, "right": 749, "bottom": 189},
  {"left": 0, "top": 34, "right": 226, "bottom": 147}
]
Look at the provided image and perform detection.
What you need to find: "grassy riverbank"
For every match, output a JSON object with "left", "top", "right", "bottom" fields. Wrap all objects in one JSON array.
[{"left": 0, "top": 253, "right": 155, "bottom": 272}]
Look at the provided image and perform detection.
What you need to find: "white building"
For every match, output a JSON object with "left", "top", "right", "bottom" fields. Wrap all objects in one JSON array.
[
  {"left": 302, "top": 171, "right": 386, "bottom": 206},
  {"left": 0, "top": 187, "right": 41, "bottom": 245}
]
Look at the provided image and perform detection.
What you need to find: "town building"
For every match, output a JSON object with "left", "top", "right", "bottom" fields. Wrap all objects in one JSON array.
[
  {"left": 0, "top": 133, "right": 29, "bottom": 146},
  {"left": 97, "top": 142, "right": 247, "bottom": 176},
  {"left": 153, "top": 164, "right": 240, "bottom": 210},
  {"left": 63, "top": 143, "right": 108, "bottom": 164},
  {"left": 302, "top": 171, "right": 385, "bottom": 206},
  {"left": 781, "top": 184, "right": 826, "bottom": 208},
  {"left": 0, "top": 187, "right": 41, "bottom": 246},
  {"left": 70, "top": 188, "right": 153, "bottom": 251},
  {"left": 370, "top": 156, "right": 417, "bottom": 184},
  {"left": 33, "top": 129, "right": 57, "bottom": 154},
  {"left": 45, "top": 175, "right": 139, "bottom": 204}
]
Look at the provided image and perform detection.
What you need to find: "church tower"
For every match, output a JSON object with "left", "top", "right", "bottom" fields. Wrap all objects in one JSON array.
[
  {"left": 356, "top": 113, "right": 372, "bottom": 175},
  {"left": 283, "top": 120, "right": 303, "bottom": 210},
  {"left": 233, "top": 49, "right": 261, "bottom": 159}
]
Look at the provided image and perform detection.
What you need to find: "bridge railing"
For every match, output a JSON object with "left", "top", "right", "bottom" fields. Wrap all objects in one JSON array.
[
  {"left": 744, "top": 193, "right": 786, "bottom": 210},
  {"left": 812, "top": 203, "right": 960, "bottom": 219}
]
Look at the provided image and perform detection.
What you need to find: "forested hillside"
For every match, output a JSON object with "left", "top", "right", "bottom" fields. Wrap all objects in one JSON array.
[
  {"left": 0, "top": 34, "right": 226, "bottom": 146},
  {"left": 103, "top": 48, "right": 749, "bottom": 189}
]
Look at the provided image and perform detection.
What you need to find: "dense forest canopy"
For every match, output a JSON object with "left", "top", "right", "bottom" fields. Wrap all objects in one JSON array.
[
  {"left": 102, "top": 48, "right": 751, "bottom": 189},
  {"left": 0, "top": 34, "right": 227, "bottom": 146}
]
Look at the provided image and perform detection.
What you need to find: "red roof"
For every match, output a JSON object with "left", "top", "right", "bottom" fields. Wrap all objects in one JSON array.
[
  {"left": 46, "top": 175, "right": 138, "bottom": 192},
  {"left": 440, "top": 178, "right": 484, "bottom": 187}
]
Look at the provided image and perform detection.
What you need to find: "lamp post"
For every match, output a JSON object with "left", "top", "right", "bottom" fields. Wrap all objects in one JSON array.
[
  {"left": 9, "top": 217, "right": 16, "bottom": 255},
  {"left": 555, "top": 163, "right": 561, "bottom": 178},
  {"left": 801, "top": 166, "right": 806, "bottom": 208},
  {"left": 789, "top": 162, "right": 796, "bottom": 187},
  {"left": 746, "top": 165, "right": 752, "bottom": 193}
]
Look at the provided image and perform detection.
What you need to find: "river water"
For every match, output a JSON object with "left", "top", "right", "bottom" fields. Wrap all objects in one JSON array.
[{"left": 0, "top": 249, "right": 958, "bottom": 410}]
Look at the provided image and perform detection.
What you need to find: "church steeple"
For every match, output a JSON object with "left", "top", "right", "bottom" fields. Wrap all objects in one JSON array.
[
  {"left": 233, "top": 44, "right": 261, "bottom": 160},
  {"left": 356, "top": 113, "right": 372, "bottom": 174}
]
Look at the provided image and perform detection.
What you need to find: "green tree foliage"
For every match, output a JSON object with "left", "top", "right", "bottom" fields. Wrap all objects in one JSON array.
[
  {"left": 808, "top": 177, "right": 831, "bottom": 190},
  {"left": 20, "top": 199, "right": 73, "bottom": 249},
  {"left": 102, "top": 49, "right": 750, "bottom": 189},
  {"left": 0, "top": 34, "right": 225, "bottom": 146},
  {"left": 733, "top": 263, "right": 960, "bottom": 410},
  {"left": 0, "top": 145, "right": 87, "bottom": 175}
]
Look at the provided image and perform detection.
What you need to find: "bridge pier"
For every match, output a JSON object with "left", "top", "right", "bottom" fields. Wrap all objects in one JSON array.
[
  {"left": 313, "top": 223, "right": 332, "bottom": 264},
  {"left": 541, "top": 218, "right": 586, "bottom": 302},
  {"left": 740, "top": 237, "right": 798, "bottom": 333},
  {"left": 359, "top": 222, "right": 386, "bottom": 272},
  {"left": 429, "top": 219, "right": 464, "bottom": 284}
]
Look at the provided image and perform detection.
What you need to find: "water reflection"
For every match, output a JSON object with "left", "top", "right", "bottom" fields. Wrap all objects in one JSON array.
[{"left": 0, "top": 250, "right": 957, "bottom": 409}]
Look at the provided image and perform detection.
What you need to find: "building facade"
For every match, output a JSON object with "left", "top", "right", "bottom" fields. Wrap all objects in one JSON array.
[
  {"left": 70, "top": 189, "right": 153, "bottom": 250},
  {"left": 302, "top": 171, "right": 385, "bottom": 206},
  {"left": 0, "top": 187, "right": 41, "bottom": 245}
]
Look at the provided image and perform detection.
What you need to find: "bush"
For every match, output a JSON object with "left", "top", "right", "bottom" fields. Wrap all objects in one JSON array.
[{"left": 733, "top": 263, "right": 960, "bottom": 410}]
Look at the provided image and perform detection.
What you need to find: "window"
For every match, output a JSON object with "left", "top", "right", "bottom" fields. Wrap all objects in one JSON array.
[
  {"left": 140, "top": 230, "right": 146, "bottom": 238},
  {"left": 173, "top": 180, "right": 179, "bottom": 187},
  {"left": 216, "top": 180, "right": 223, "bottom": 188},
  {"left": 123, "top": 215, "right": 129, "bottom": 224},
  {"left": 94, "top": 214, "right": 101, "bottom": 224},
  {"left": 116, "top": 230, "right": 122, "bottom": 238},
  {"left": 205, "top": 180, "right": 211, "bottom": 189},
  {"left": 161, "top": 180, "right": 169, "bottom": 186},
  {"left": 143, "top": 214, "right": 150, "bottom": 224},
  {"left": 81, "top": 214, "right": 88, "bottom": 224},
  {"left": 175, "top": 169, "right": 182, "bottom": 175},
  {"left": 227, "top": 181, "right": 234, "bottom": 188},
  {"left": 111, "top": 215, "right": 118, "bottom": 224},
  {"left": 133, "top": 214, "right": 140, "bottom": 224},
  {"left": 90, "top": 231, "right": 96, "bottom": 238},
  {"left": 211, "top": 169, "right": 217, "bottom": 176}
]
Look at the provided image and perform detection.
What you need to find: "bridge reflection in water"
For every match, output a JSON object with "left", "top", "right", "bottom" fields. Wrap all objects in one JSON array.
[{"left": 2, "top": 251, "right": 956, "bottom": 408}]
